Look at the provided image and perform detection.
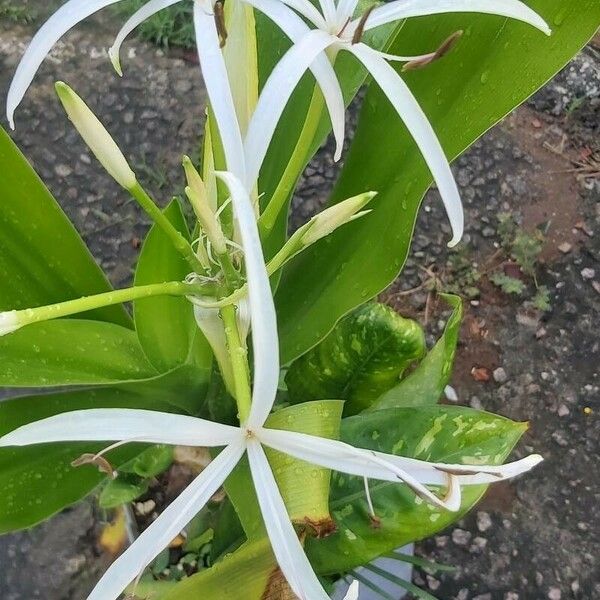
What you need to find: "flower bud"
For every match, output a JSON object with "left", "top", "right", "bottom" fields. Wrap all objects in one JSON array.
[
  {"left": 55, "top": 82, "right": 136, "bottom": 190},
  {"left": 0, "top": 311, "right": 21, "bottom": 337},
  {"left": 302, "top": 191, "right": 376, "bottom": 246}
]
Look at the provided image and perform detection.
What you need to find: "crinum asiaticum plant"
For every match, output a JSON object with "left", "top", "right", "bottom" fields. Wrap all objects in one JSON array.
[{"left": 0, "top": 1, "right": 598, "bottom": 599}]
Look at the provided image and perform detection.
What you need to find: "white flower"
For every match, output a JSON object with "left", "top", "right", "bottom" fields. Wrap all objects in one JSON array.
[
  {"left": 0, "top": 170, "right": 542, "bottom": 600},
  {"left": 241, "top": 0, "right": 551, "bottom": 246}
]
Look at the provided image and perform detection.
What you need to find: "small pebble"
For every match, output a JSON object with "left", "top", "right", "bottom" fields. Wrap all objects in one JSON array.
[
  {"left": 548, "top": 587, "right": 561, "bottom": 600},
  {"left": 558, "top": 242, "right": 572, "bottom": 254},
  {"left": 505, "top": 593, "right": 519, "bottom": 600},
  {"left": 493, "top": 367, "right": 508, "bottom": 383},
  {"left": 456, "top": 590, "right": 469, "bottom": 600},
  {"left": 557, "top": 404, "right": 570, "bottom": 417},
  {"left": 452, "top": 528, "right": 472, "bottom": 546},
  {"left": 581, "top": 267, "right": 595, "bottom": 280},
  {"left": 477, "top": 511, "right": 493, "bottom": 532},
  {"left": 473, "top": 595, "right": 492, "bottom": 600},
  {"left": 426, "top": 575, "right": 441, "bottom": 591}
]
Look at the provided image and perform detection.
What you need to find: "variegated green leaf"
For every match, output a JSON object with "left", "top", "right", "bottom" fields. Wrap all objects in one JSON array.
[
  {"left": 369, "top": 294, "right": 462, "bottom": 410},
  {"left": 285, "top": 303, "right": 425, "bottom": 415}
]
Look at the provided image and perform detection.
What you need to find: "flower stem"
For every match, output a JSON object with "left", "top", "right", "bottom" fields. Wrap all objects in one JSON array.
[
  {"left": 220, "top": 303, "right": 252, "bottom": 424},
  {"left": 258, "top": 86, "right": 325, "bottom": 236},
  {"left": 11, "top": 281, "right": 213, "bottom": 329},
  {"left": 129, "top": 182, "right": 205, "bottom": 273}
]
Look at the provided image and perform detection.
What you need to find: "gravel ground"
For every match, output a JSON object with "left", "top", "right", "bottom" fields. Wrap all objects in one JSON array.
[{"left": 0, "top": 9, "right": 598, "bottom": 600}]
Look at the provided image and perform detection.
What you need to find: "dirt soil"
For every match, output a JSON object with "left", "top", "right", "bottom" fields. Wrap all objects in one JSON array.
[{"left": 0, "top": 8, "right": 598, "bottom": 600}]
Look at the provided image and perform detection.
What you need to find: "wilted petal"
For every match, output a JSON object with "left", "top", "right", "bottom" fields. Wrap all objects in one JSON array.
[
  {"left": 0, "top": 409, "right": 242, "bottom": 448},
  {"left": 360, "top": 0, "right": 550, "bottom": 35},
  {"left": 193, "top": 1, "right": 246, "bottom": 182},
  {"left": 246, "top": 441, "right": 334, "bottom": 599},
  {"left": 244, "top": 29, "right": 339, "bottom": 190},
  {"left": 109, "top": 0, "right": 183, "bottom": 75},
  {"left": 87, "top": 441, "right": 245, "bottom": 600},
  {"left": 244, "top": 0, "right": 346, "bottom": 167},
  {"left": 6, "top": 0, "right": 122, "bottom": 128},
  {"left": 215, "top": 172, "right": 279, "bottom": 428},
  {"left": 347, "top": 43, "right": 464, "bottom": 247},
  {"left": 0, "top": 311, "right": 20, "bottom": 337}
]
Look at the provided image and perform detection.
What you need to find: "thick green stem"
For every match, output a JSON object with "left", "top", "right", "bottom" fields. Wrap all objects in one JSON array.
[
  {"left": 11, "top": 281, "right": 213, "bottom": 329},
  {"left": 258, "top": 87, "right": 325, "bottom": 235},
  {"left": 221, "top": 304, "right": 252, "bottom": 424},
  {"left": 129, "top": 182, "right": 205, "bottom": 273}
]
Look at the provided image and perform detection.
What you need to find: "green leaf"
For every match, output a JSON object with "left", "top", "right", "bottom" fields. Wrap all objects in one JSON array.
[
  {"left": 275, "top": 2, "right": 600, "bottom": 364},
  {"left": 0, "top": 127, "right": 130, "bottom": 327},
  {"left": 286, "top": 303, "right": 425, "bottom": 415},
  {"left": 370, "top": 294, "right": 462, "bottom": 410},
  {"left": 0, "top": 319, "right": 157, "bottom": 387},
  {"left": 134, "top": 199, "right": 212, "bottom": 373},
  {"left": 490, "top": 272, "right": 527, "bottom": 295},
  {"left": 306, "top": 406, "right": 528, "bottom": 574},
  {"left": 162, "top": 537, "right": 277, "bottom": 600},
  {"left": 0, "top": 366, "right": 207, "bottom": 533},
  {"left": 99, "top": 473, "right": 149, "bottom": 509},
  {"left": 119, "top": 444, "right": 174, "bottom": 478}
]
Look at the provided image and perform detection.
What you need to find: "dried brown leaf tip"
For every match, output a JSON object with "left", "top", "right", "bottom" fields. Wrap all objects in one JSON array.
[
  {"left": 71, "top": 453, "right": 115, "bottom": 477},
  {"left": 403, "top": 30, "right": 464, "bottom": 71},
  {"left": 214, "top": 2, "right": 228, "bottom": 48},
  {"left": 351, "top": 5, "right": 376, "bottom": 45}
]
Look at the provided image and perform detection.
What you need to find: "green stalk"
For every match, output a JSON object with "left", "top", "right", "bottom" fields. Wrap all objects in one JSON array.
[
  {"left": 129, "top": 182, "right": 204, "bottom": 273},
  {"left": 220, "top": 303, "right": 252, "bottom": 423},
  {"left": 258, "top": 87, "right": 325, "bottom": 235},
  {"left": 12, "top": 281, "right": 213, "bottom": 329}
]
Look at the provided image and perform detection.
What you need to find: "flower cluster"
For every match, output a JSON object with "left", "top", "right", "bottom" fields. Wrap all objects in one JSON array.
[{"left": 1, "top": 1, "right": 550, "bottom": 599}]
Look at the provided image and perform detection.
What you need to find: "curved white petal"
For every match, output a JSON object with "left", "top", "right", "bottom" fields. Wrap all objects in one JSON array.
[
  {"left": 243, "top": 0, "right": 346, "bottom": 170},
  {"left": 347, "top": 44, "right": 464, "bottom": 247},
  {"left": 317, "top": 0, "right": 337, "bottom": 27},
  {"left": 193, "top": 1, "right": 246, "bottom": 182},
  {"left": 88, "top": 441, "right": 245, "bottom": 600},
  {"left": 214, "top": 173, "right": 279, "bottom": 429},
  {"left": 6, "top": 0, "right": 123, "bottom": 128},
  {"left": 109, "top": 0, "right": 183, "bottom": 75},
  {"left": 0, "top": 409, "right": 242, "bottom": 448},
  {"left": 244, "top": 29, "right": 339, "bottom": 191},
  {"left": 279, "top": 0, "right": 328, "bottom": 29},
  {"left": 335, "top": 0, "right": 360, "bottom": 28},
  {"left": 246, "top": 441, "right": 332, "bottom": 600},
  {"left": 259, "top": 429, "right": 541, "bottom": 511},
  {"left": 360, "top": 0, "right": 550, "bottom": 35}
]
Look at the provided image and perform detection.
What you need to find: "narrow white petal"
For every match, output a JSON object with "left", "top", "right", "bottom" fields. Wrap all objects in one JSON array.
[
  {"left": 280, "top": 0, "right": 329, "bottom": 29},
  {"left": 6, "top": 0, "right": 123, "bottom": 128},
  {"left": 214, "top": 173, "right": 279, "bottom": 429},
  {"left": 88, "top": 441, "right": 245, "bottom": 600},
  {"left": 260, "top": 430, "right": 541, "bottom": 511},
  {"left": 0, "top": 310, "right": 21, "bottom": 336},
  {"left": 243, "top": 0, "right": 346, "bottom": 170},
  {"left": 244, "top": 30, "right": 339, "bottom": 190},
  {"left": 193, "top": 1, "right": 246, "bottom": 182},
  {"left": 0, "top": 409, "right": 242, "bottom": 448},
  {"left": 361, "top": 0, "right": 550, "bottom": 35},
  {"left": 347, "top": 44, "right": 464, "bottom": 247},
  {"left": 335, "top": 0, "right": 360, "bottom": 27},
  {"left": 109, "top": 0, "right": 183, "bottom": 75},
  {"left": 317, "top": 0, "right": 337, "bottom": 26},
  {"left": 247, "top": 441, "right": 331, "bottom": 599}
]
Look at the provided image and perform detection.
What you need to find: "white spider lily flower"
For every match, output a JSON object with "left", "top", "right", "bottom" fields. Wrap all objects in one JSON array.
[
  {"left": 0, "top": 172, "right": 542, "bottom": 600},
  {"left": 0, "top": 310, "right": 20, "bottom": 337},
  {"left": 245, "top": 0, "right": 550, "bottom": 246},
  {"left": 55, "top": 81, "right": 136, "bottom": 190}
]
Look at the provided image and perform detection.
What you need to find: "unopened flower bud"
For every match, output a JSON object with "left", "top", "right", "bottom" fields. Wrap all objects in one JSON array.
[
  {"left": 55, "top": 82, "right": 136, "bottom": 190},
  {"left": 302, "top": 191, "right": 376, "bottom": 246}
]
